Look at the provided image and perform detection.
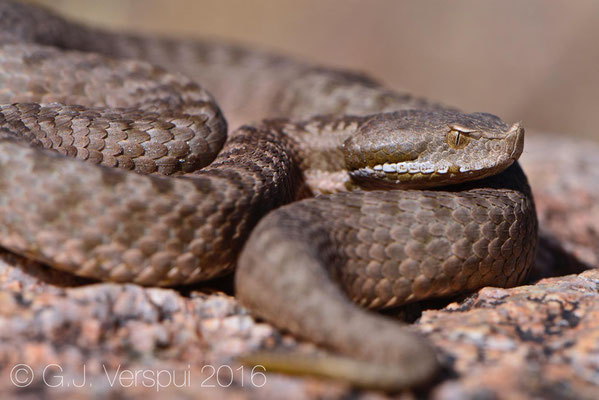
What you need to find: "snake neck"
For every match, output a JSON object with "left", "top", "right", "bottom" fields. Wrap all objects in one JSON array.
[{"left": 251, "top": 117, "right": 368, "bottom": 195}]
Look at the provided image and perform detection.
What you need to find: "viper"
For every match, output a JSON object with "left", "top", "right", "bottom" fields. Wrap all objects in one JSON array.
[{"left": 0, "top": 0, "right": 537, "bottom": 390}]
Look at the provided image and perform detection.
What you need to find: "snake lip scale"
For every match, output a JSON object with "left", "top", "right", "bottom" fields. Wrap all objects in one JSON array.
[{"left": 0, "top": 0, "right": 538, "bottom": 392}]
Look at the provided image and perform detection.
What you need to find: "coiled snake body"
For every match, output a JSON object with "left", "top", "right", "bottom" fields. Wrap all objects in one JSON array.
[{"left": 0, "top": 1, "right": 537, "bottom": 390}]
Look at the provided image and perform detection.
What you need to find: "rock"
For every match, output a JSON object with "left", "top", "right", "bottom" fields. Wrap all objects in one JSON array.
[
  {"left": 425, "top": 270, "right": 599, "bottom": 400},
  {"left": 0, "top": 133, "right": 597, "bottom": 399},
  {"left": 520, "top": 134, "right": 599, "bottom": 274},
  {"left": 0, "top": 256, "right": 350, "bottom": 399}
]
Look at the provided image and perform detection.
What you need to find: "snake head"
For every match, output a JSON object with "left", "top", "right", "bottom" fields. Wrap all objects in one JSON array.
[{"left": 343, "top": 110, "right": 524, "bottom": 189}]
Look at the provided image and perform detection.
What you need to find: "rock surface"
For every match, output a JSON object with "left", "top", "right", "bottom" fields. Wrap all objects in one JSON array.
[
  {"left": 0, "top": 133, "right": 597, "bottom": 399},
  {"left": 521, "top": 135, "right": 599, "bottom": 271}
]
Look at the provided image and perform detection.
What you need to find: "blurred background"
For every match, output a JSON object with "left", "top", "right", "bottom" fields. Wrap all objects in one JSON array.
[{"left": 26, "top": 0, "right": 599, "bottom": 141}]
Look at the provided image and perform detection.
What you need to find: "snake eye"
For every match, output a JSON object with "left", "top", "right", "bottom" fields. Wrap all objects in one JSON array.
[{"left": 447, "top": 129, "right": 470, "bottom": 149}]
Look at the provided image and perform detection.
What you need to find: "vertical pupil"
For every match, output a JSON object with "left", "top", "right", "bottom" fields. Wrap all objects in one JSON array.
[{"left": 455, "top": 132, "right": 461, "bottom": 146}]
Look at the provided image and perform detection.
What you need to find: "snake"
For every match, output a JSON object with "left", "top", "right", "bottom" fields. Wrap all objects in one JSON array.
[{"left": 0, "top": 0, "right": 538, "bottom": 391}]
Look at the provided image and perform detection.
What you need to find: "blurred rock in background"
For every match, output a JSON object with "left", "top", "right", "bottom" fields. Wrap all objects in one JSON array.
[{"left": 25, "top": 0, "right": 599, "bottom": 142}]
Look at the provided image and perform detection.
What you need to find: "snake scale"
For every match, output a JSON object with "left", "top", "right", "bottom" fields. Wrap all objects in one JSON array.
[{"left": 0, "top": 0, "right": 537, "bottom": 391}]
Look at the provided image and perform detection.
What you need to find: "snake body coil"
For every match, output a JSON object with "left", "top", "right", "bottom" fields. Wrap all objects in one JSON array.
[{"left": 0, "top": 1, "right": 537, "bottom": 390}]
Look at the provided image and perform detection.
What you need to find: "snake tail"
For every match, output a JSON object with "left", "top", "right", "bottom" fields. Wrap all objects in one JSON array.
[{"left": 235, "top": 202, "right": 440, "bottom": 390}]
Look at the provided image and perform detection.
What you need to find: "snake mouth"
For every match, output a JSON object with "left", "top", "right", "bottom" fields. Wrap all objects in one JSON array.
[
  {"left": 349, "top": 161, "right": 505, "bottom": 189},
  {"left": 349, "top": 140, "right": 522, "bottom": 188},
  {"left": 355, "top": 161, "right": 450, "bottom": 176},
  {"left": 349, "top": 161, "right": 465, "bottom": 189}
]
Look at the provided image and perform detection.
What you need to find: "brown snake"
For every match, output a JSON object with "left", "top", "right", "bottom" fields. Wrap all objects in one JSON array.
[{"left": 0, "top": 1, "right": 538, "bottom": 391}]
